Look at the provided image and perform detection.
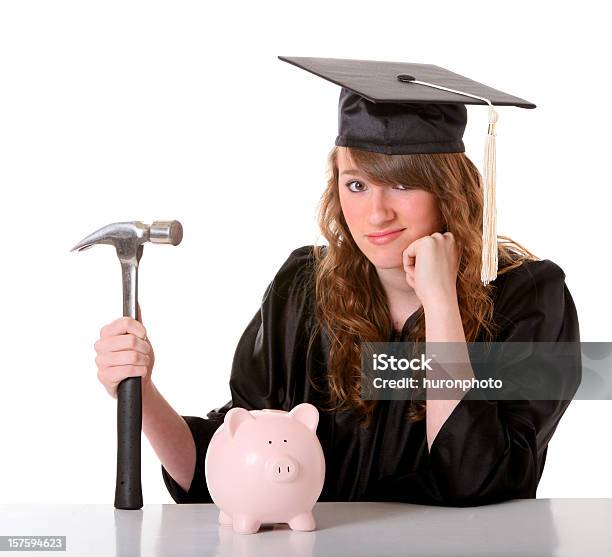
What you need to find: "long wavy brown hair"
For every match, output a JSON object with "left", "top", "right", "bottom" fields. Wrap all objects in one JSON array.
[{"left": 308, "top": 145, "right": 538, "bottom": 428}]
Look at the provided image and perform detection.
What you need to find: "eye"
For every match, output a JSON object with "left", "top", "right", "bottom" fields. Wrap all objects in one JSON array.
[
  {"left": 345, "top": 180, "right": 367, "bottom": 192},
  {"left": 268, "top": 440, "right": 272, "bottom": 444},
  {"left": 283, "top": 439, "right": 287, "bottom": 443}
]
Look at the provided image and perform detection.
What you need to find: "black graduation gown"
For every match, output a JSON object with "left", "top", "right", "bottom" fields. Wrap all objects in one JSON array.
[{"left": 162, "top": 245, "right": 581, "bottom": 506}]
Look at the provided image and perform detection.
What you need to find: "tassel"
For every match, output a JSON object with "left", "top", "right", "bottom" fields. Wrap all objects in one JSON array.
[{"left": 481, "top": 106, "right": 498, "bottom": 286}]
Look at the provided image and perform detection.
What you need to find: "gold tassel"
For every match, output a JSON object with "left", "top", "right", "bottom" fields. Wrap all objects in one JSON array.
[{"left": 481, "top": 106, "right": 498, "bottom": 286}]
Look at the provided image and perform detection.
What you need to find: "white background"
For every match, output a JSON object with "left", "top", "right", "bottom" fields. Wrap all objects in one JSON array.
[{"left": 0, "top": 0, "right": 610, "bottom": 504}]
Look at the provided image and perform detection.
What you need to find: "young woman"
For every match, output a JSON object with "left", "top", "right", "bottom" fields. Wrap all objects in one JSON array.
[{"left": 93, "top": 58, "right": 581, "bottom": 507}]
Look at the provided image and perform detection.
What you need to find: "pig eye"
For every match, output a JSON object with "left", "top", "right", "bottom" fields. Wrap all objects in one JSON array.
[
  {"left": 268, "top": 440, "right": 272, "bottom": 444},
  {"left": 283, "top": 440, "right": 287, "bottom": 442}
]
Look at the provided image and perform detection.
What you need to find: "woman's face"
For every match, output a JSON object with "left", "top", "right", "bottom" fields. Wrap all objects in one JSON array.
[{"left": 337, "top": 147, "right": 444, "bottom": 270}]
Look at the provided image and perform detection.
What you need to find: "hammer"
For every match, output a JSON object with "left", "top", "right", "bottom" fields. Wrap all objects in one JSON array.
[{"left": 71, "top": 220, "right": 183, "bottom": 509}]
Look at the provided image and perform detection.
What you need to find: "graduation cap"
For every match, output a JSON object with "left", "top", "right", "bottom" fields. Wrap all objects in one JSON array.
[{"left": 278, "top": 55, "right": 536, "bottom": 286}]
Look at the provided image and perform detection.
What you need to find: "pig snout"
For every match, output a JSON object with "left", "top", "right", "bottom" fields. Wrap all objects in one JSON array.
[{"left": 267, "top": 456, "right": 300, "bottom": 483}]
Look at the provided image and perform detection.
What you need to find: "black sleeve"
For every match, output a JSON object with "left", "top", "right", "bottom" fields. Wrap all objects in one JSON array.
[
  {"left": 161, "top": 245, "right": 315, "bottom": 503},
  {"left": 425, "top": 259, "right": 582, "bottom": 506}
]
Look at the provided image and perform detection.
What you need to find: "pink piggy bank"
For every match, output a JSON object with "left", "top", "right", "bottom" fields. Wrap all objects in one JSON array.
[{"left": 204, "top": 402, "right": 326, "bottom": 534}]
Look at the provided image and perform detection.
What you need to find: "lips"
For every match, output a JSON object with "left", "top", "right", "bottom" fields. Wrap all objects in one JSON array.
[{"left": 365, "top": 228, "right": 405, "bottom": 245}]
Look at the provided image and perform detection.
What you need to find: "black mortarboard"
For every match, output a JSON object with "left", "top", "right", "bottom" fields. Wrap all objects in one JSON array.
[{"left": 278, "top": 55, "right": 536, "bottom": 285}]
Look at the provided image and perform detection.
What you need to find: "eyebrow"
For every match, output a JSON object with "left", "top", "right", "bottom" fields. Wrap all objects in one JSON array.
[{"left": 339, "top": 169, "right": 364, "bottom": 177}]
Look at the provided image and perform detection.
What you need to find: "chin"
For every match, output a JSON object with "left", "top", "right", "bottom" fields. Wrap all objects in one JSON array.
[{"left": 362, "top": 248, "right": 403, "bottom": 270}]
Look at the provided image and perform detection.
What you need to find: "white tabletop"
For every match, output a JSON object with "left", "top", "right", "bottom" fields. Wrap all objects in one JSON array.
[{"left": 1, "top": 499, "right": 611, "bottom": 556}]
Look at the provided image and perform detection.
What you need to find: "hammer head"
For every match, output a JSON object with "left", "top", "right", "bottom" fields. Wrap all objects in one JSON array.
[{"left": 70, "top": 220, "right": 183, "bottom": 259}]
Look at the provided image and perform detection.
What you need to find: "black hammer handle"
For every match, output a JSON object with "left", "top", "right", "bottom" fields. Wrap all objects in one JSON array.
[{"left": 114, "top": 375, "right": 143, "bottom": 509}]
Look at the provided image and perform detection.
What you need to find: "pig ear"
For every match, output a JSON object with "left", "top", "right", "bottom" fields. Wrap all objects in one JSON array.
[
  {"left": 224, "top": 408, "right": 254, "bottom": 439},
  {"left": 288, "top": 403, "right": 319, "bottom": 432}
]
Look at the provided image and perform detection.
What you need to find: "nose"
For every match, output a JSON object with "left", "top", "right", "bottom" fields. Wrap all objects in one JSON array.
[
  {"left": 368, "top": 188, "right": 395, "bottom": 227},
  {"left": 267, "top": 455, "right": 300, "bottom": 484}
]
